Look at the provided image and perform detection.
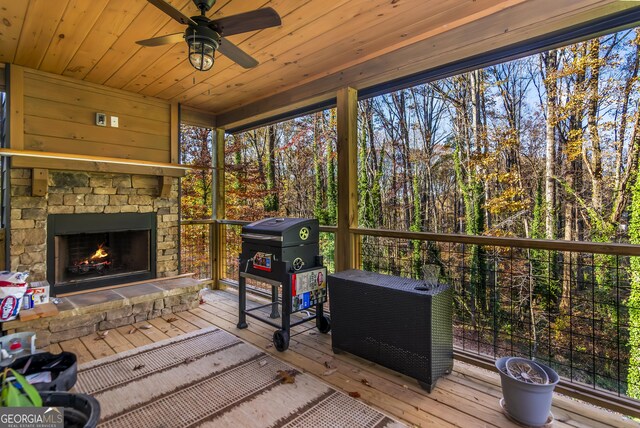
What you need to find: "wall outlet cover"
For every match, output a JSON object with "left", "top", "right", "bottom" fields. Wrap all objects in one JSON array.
[
  {"left": 96, "top": 113, "right": 107, "bottom": 126},
  {"left": 110, "top": 116, "right": 119, "bottom": 127}
]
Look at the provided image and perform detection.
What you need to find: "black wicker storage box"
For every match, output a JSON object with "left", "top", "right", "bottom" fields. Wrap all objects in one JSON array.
[{"left": 328, "top": 269, "right": 453, "bottom": 392}]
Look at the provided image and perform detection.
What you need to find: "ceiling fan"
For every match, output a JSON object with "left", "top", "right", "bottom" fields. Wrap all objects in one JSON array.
[{"left": 136, "top": 0, "right": 281, "bottom": 71}]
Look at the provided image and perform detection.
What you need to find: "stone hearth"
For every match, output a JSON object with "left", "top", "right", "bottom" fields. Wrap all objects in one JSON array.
[{"left": 1, "top": 276, "right": 203, "bottom": 348}]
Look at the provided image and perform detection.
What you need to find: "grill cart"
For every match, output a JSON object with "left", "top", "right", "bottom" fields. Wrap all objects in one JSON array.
[{"left": 237, "top": 217, "right": 330, "bottom": 351}]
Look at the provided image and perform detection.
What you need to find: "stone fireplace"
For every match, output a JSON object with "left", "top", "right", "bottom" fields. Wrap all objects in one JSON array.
[
  {"left": 47, "top": 212, "right": 157, "bottom": 294},
  {"left": 10, "top": 169, "right": 180, "bottom": 295}
]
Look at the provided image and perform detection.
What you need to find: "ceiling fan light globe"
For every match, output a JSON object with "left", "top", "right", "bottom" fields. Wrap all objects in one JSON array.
[
  {"left": 188, "top": 52, "right": 214, "bottom": 71},
  {"left": 187, "top": 36, "right": 217, "bottom": 71}
]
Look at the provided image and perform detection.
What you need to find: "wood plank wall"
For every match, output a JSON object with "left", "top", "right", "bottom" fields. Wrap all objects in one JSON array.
[{"left": 21, "top": 67, "right": 172, "bottom": 163}]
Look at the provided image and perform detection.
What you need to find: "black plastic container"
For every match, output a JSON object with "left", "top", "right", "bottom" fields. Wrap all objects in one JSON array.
[
  {"left": 40, "top": 392, "right": 100, "bottom": 428},
  {"left": 9, "top": 352, "right": 77, "bottom": 391}
]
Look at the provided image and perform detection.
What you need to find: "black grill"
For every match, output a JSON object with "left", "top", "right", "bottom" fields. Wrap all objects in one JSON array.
[
  {"left": 328, "top": 269, "right": 453, "bottom": 392},
  {"left": 240, "top": 218, "right": 320, "bottom": 280},
  {"left": 237, "top": 218, "right": 330, "bottom": 351}
]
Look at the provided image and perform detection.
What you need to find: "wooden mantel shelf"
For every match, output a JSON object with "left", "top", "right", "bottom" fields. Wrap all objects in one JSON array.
[{"left": 0, "top": 149, "right": 190, "bottom": 178}]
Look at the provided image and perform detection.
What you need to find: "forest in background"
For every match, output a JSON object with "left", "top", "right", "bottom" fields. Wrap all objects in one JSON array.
[{"left": 181, "top": 28, "right": 640, "bottom": 400}]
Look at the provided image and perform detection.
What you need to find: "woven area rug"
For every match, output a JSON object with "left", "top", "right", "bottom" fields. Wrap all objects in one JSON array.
[{"left": 75, "top": 327, "right": 405, "bottom": 428}]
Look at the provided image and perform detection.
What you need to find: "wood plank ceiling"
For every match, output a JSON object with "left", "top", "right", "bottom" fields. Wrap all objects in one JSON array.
[{"left": 0, "top": 0, "right": 636, "bottom": 129}]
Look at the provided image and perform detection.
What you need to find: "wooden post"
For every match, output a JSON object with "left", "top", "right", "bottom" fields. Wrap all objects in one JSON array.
[
  {"left": 170, "top": 102, "right": 179, "bottom": 164},
  {"left": 212, "top": 128, "right": 226, "bottom": 288},
  {"left": 336, "top": 87, "right": 359, "bottom": 272},
  {"left": 7, "top": 64, "right": 24, "bottom": 150},
  {"left": 0, "top": 229, "right": 5, "bottom": 272}
]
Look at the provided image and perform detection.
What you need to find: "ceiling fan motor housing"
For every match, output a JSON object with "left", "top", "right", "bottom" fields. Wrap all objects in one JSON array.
[
  {"left": 185, "top": 16, "right": 221, "bottom": 48},
  {"left": 193, "top": 0, "right": 216, "bottom": 13}
]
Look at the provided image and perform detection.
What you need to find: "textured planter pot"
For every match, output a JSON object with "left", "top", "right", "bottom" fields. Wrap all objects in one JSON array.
[
  {"left": 496, "top": 357, "right": 559, "bottom": 426},
  {"left": 40, "top": 392, "right": 100, "bottom": 428}
]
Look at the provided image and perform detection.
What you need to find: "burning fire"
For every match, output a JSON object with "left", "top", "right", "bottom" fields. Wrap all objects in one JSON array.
[
  {"left": 76, "top": 244, "right": 110, "bottom": 266},
  {"left": 90, "top": 244, "right": 109, "bottom": 261}
]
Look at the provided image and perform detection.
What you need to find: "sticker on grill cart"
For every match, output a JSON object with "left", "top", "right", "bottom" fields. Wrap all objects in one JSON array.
[
  {"left": 291, "top": 267, "right": 327, "bottom": 312},
  {"left": 252, "top": 252, "right": 272, "bottom": 272},
  {"left": 299, "top": 227, "right": 310, "bottom": 240}
]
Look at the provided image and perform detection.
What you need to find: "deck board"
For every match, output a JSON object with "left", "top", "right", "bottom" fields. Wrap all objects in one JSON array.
[
  {"left": 58, "top": 338, "right": 95, "bottom": 365},
  {"left": 99, "top": 328, "right": 136, "bottom": 354},
  {"left": 54, "top": 289, "right": 636, "bottom": 427},
  {"left": 79, "top": 333, "right": 116, "bottom": 360},
  {"left": 115, "top": 325, "right": 153, "bottom": 348},
  {"left": 147, "top": 316, "right": 185, "bottom": 338}
]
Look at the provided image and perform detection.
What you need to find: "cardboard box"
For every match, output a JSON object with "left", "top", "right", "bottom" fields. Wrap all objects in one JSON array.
[{"left": 29, "top": 281, "right": 50, "bottom": 305}]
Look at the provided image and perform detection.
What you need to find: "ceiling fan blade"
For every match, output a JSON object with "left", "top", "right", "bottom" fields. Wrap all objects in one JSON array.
[
  {"left": 136, "top": 32, "right": 184, "bottom": 47},
  {"left": 147, "top": 0, "right": 196, "bottom": 26},
  {"left": 211, "top": 8, "right": 281, "bottom": 37},
  {"left": 218, "top": 37, "right": 258, "bottom": 69}
]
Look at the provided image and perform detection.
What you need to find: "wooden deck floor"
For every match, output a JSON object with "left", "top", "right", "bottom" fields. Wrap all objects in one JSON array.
[{"left": 49, "top": 289, "right": 637, "bottom": 428}]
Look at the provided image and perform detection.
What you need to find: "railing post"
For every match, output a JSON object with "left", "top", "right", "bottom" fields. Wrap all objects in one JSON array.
[
  {"left": 209, "top": 221, "right": 216, "bottom": 285},
  {"left": 336, "top": 87, "right": 359, "bottom": 271},
  {"left": 212, "top": 128, "right": 226, "bottom": 288}
]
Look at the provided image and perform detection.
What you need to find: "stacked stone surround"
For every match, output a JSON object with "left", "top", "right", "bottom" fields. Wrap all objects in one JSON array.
[
  {"left": 1, "top": 277, "right": 203, "bottom": 348},
  {"left": 9, "top": 168, "right": 180, "bottom": 281}
]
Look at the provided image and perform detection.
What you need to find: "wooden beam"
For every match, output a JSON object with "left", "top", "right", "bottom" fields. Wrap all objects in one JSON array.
[
  {"left": 216, "top": 0, "right": 635, "bottom": 130},
  {"left": 0, "top": 149, "right": 191, "bottom": 171},
  {"left": 31, "top": 168, "right": 48, "bottom": 197},
  {"left": 351, "top": 227, "right": 640, "bottom": 256},
  {"left": 170, "top": 102, "right": 179, "bottom": 164},
  {"left": 1, "top": 149, "right": 189, "bottom": 175},
  {"left": 213, "top": 128, "right": 226, "bottom": 289},
  {"left": 336, "top": 87, "right": 358, "bottom": 272},
  {"left": 7, "top": 64, "right": 24, "bottom": 150},
  {"left": 11, "top": 157, "right": 186, "bottom": 178},
  {"left": 213, "top": 129, "right": 225, "bottom": 221},
  {"left": 181, "top": 106, "right": 216, "bottom": 128}
]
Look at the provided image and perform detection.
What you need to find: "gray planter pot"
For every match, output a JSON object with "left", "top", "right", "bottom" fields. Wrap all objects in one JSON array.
[{"left": 496, "top": 357, "right": 559, "bottom": 426}]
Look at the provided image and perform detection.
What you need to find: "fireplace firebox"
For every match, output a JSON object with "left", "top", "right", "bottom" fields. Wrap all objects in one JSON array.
[{"left": 47, "top": 213, "right": 157, "bottom": 295}]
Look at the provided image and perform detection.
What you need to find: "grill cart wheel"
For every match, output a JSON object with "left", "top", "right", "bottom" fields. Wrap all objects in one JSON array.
[
  {"left": 505, "top": 357, "right": 549, "bottom": 384},
  {"left": 273, "top": 329, "right": 290, "bottom": 352},
  {"left": 317, "top": 314, "right": 331, "bottom": 334}
]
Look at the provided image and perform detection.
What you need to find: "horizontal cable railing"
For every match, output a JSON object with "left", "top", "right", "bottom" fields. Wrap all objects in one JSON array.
[{"left": 180, "top": 220, "right": 640, "bottom": 416}]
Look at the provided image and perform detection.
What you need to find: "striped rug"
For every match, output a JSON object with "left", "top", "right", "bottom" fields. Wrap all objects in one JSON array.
[{"left": 75, "top": 327, "right": 405, "bottom": 428}]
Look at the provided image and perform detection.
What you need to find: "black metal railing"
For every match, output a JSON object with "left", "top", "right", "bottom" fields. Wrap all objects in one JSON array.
[
  {"left": 180, "top": 220, "right": 212, "bottom": 280},
  {"left": 354, "top": 228, "right": 640, "bottom": 415},
  {"left": 221, "top": 220, "right": 243, "bottom": 284},
  {"left": 180, "top": 219, "right": 640, "bottom": 415}
]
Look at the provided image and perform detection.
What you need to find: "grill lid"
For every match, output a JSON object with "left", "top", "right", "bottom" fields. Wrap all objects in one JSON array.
[{"left": 241, "top": 217, "right": 319, "bottom": 246}]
